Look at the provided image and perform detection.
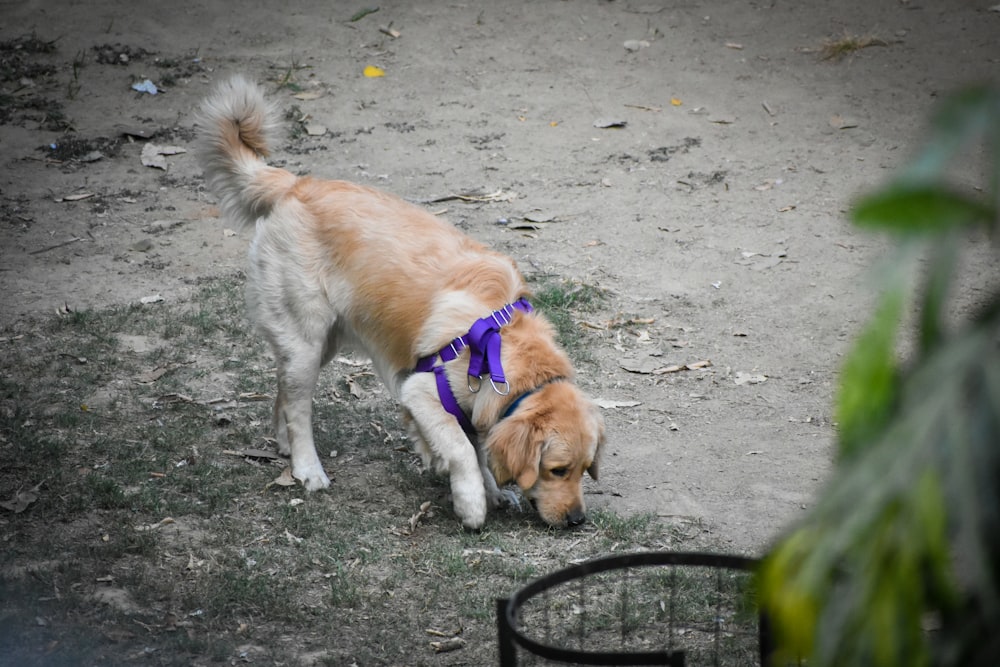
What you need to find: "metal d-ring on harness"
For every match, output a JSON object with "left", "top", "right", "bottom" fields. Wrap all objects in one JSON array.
[{"left": 413, "top": 298, "right": 534, "bottom": 434}]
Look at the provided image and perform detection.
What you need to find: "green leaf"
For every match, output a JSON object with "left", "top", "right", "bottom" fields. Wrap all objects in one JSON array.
[
  {"left": 917, "top": 231, "right": 959, "bottom": 355},
  {"left": 836, "top": 286, "right": 903, "bottom": 460},
  {"left": 852, "top": 185, "right": 994, "bottom": 234}
]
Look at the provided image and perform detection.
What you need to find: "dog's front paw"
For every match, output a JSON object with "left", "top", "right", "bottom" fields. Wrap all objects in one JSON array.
[
  {"left": 293, "top": 463, "right": 331, "bottom": 492},
  {"left": 451, "top": 479, "right": 487, "bottom": 530},
  {"left": 494, "top": 487, "right": 524, "bottom": 512}
]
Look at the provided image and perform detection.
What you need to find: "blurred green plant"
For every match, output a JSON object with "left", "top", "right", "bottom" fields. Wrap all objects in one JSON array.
[{"left": 759, "top": 86, "right": 1000, "bottom": 666}]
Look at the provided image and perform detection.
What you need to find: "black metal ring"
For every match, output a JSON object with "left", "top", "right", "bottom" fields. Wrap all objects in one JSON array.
[{"left": 498, "top": 551, "right": 760, "bottom": 666}]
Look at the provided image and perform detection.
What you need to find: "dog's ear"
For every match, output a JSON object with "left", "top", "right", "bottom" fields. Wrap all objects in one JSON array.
[
  {"left": 586, "top": 406, "right": 606, "bottom": 481},
  {"left": 485, "top": 414, "right": 541, "bottom": 491}
]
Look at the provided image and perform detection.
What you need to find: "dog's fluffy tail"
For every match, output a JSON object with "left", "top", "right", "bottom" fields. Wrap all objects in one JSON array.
[{"left": 196, "top": 76, "right": 295, "bottom": 227}]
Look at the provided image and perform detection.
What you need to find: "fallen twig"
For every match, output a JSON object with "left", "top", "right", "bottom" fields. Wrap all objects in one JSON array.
[
  {"left": 410, "top": 189, "right": 517, "bottom": 205},
  {"left": 30, "top": 237, "right": 83, "bottom": 255}
]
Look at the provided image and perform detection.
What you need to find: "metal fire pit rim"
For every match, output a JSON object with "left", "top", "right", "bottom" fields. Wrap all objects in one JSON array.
[{"left": 497, "top": 550, "right": 761, "bottom": 666}]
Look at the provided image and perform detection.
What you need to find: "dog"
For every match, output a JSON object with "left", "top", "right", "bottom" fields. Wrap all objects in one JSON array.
[{"left": 196, "top": 76, "right": 604, "bottom": 529}]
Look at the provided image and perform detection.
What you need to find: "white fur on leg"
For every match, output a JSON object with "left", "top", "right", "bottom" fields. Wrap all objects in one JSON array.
[
  {"left": 401, "top": 374, "right": 487, "bottom": 529},
  {"left": 284, "top": 402, "right": 330, "bottom": 491},
  {"left": 450, "top": 461, "right": 487, "bottom": 529},
  {"left": 271, "top": 343, "right": 330, "bottom": 492},
  {"left": 295, "top": 462, "right": 331, "bottom": 491}
]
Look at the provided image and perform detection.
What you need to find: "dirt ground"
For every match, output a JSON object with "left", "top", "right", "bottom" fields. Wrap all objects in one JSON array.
[{"left": 2, "top": 0, "right": 998, "bottom": 554}]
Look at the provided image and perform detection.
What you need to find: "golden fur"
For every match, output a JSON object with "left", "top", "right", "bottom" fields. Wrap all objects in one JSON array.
[{"left": 197, "top": 76, "right": 604, "bottom": 528}]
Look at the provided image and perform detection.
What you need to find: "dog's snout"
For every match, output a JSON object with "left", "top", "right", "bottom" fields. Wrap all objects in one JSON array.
[{"left": 566, "top": 509, "right": 587, "bottom": 527}]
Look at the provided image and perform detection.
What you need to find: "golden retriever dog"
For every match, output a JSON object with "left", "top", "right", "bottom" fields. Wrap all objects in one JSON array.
[{"left": 197, "top": 76, "right": 604, "bottom": 529}]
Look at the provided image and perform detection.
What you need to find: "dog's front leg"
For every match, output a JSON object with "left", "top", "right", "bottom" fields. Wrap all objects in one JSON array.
[
  {"left": 400, "top": 374, "right": 487, "bottom": 529},
  {"left": 476, "top": 445, "right": 521, "bottom": 511}
]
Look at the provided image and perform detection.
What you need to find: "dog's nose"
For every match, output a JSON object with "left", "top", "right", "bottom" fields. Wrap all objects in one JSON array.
[{"left": 566, "top": 509, "right": 587, "bottom": 527}]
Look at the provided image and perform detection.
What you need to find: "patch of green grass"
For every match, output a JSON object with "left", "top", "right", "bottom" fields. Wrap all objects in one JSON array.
[
  {"left": 529, "top": 278, "right": 606, "bottom": 360},
  {"left": 589, "top": 508, "right": 658, "bottom": 545}
]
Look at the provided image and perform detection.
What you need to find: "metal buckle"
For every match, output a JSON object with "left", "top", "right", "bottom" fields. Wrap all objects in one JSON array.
[
  {"left": 468, "top": 374, "right": 483, "bottom": 393},
  {"left": 490, "top": 377, "right": 511, "bottom": 396}
]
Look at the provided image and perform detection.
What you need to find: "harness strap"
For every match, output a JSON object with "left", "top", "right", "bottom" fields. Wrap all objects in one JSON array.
[
  {"left": 466, "top": 298, "right": 533, "bottom": 391},
  {"left": 432, "top": 365, "right": 475, "bottom": 434},
  {"left": 414, "top": 298, "right": 533, "bottom": 434}
]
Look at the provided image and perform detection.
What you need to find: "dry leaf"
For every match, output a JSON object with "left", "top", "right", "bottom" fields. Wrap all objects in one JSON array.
[
  {"left": 347, "top": 376, "right": 365, "bottom": 399},
  {"left": 406, "top": 501, "right": 433, "bottom": 533},
  {"left": 619, "top": 356, "right": 665, "bottom": 374},
  {"left": 141, "top": 144, "right": 187, "bottom": 170},
  {"left": 57, "top": 192, "right": 96, "bottom": 202},
  {"left": 134, "top": 365, "right": 173, "bottom": 384},
  {"left": 363, "top": 65, "right": 385, "bottom": 78},
  {"left": 292, "top": 91, "right": 324, "bottom": 101},
  {"left": 624, "top": 103, "right": 662, "bottom": 112},
  {"left": 734, "top": 372, "right": 767, "bottom": 385},
  {"left": 457, "top": 189, "right": 518, "bottom": 203},
  {"left": 117, "top": 125, "right": 154, "bottom": 139},
  {"left": 425, "top": 628, "right": 452, "bottom": 638},
  {"left": 0, "top": 482, "right": 43, "bottom": 513},
  {"left": 593, "top": 118, "right": 627, "bottom": 129},
  {"left": 238, "top": 392, "right": 272, "bottom": 401},
  {"left": 245, "top": 448, "right": 280, "bottom": 460},
  {"left": 595, "top": 398, "right": 642, "bottom": 409},
  {"left": 270, "top": 467, "right": 296, "bottom": 488},
  {"left": 829, "top": 114, "right": 858, "bottom": 130},
  {"left": 155, "top": 393, "right": 193, "bottom": 404},
  {"left": 523, "top": 211, "right": 556, "bottom": 223},
  {"left": 135, "top": 517, "right": 175, "bottom": 532},
  {"left": 430, "top": 637, "right": 466, "bottom": 653}
]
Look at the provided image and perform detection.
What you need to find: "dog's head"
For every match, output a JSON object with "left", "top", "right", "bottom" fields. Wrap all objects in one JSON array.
[{"left": 484, "top": 381, "right": 605, "bottom": 527}]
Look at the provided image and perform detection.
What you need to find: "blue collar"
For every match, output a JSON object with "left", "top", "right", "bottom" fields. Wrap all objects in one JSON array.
[{"left": 500, "top": 377, "right": 567, "bottom": 420}]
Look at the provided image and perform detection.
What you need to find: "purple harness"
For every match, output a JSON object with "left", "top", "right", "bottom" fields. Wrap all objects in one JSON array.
[{"left": 414, "top": 298, "right": 533, "bottom": 434}]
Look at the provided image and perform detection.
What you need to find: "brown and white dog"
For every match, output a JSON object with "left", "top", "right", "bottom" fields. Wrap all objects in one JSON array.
[{"left": 197, "top": 76, "right": 604, "bottom": 529}]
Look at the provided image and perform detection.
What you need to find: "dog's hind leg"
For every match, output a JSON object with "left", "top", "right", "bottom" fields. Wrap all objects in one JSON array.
[{"left": 273, "top": 336, "right": 330, "bottom": 491}]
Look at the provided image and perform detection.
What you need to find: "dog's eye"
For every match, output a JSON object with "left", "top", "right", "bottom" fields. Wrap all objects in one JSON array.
[{"left": 550, "top": 467, "right": 569, "bottom": 478}]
